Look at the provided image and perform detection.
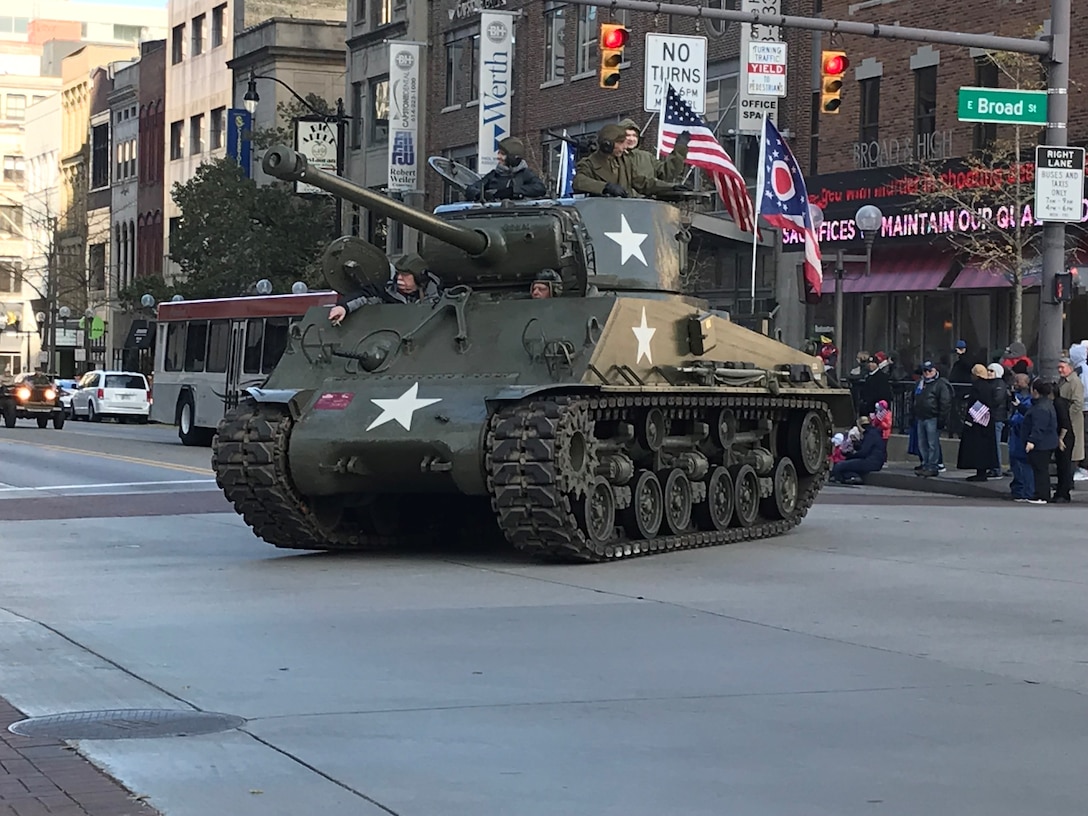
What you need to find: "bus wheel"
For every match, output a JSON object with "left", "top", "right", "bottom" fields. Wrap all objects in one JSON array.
[{"left": 178, "top": 393, "right": 214, "bottom": 447}]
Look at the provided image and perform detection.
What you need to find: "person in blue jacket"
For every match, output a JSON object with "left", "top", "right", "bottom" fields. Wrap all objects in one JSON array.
[
  {"left": 1006, "top": 372, "right": 1035, "bottom": 501},
  {"left": 830, "top": 416, "right": 887, "bottom": 484},
  {"left": 1021, "top": 379, "right": 1059, "bottom": 504}
]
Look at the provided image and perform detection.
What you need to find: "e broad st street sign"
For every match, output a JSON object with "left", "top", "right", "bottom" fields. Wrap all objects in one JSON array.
[
  {"left": 1035, "top": 146, "right": 1086, "bottom": 223},
  {"left": 957, "top": 86, "right": 1048, "bottom": 126}
]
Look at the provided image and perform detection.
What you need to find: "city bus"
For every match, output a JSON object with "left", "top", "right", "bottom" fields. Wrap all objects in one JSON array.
[{"left": 150, "top": 291, "right": 339, "bottom": 445}]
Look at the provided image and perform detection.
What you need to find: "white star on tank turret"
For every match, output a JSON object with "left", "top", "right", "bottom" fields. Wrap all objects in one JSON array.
[
  {"left": 604, "top": 213, "right": 648, "bottom": 266},
  {"left": 631, "top": 306, "right": 657, "bottom": 365},
  {"left": 366, "top": 383, "right": 442, "bottom": 431}
]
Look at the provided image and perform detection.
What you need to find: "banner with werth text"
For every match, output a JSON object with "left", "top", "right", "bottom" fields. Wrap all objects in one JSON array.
[
  {"left": 388, "top": 41, "right": 422, "bottom": 192},
  {"left": 477, "top": 11, "right": 515, "bottom": 175}
]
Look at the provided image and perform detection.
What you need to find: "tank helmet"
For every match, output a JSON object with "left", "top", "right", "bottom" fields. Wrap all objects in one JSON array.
[
  {"left": 497, "top": 137, "right": 525, "bottom": 164},
  {"left": 391, "top": 252, "right": 429, "bottom": 283},
  {"left": 533, "top": 268, "right": 563, "bottom": 297},
  {"left": 597, "top": 124, "right": 626, "bottom": 153}
]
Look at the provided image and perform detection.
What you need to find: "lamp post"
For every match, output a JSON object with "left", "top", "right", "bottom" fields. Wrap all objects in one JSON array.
[
  {"left": 854, "top": 204, "right": 884, "bottom": 277},
  {"left": 243, "top": 73, "right": 348, "bottom": 236},
  {"left": 83, "top": 308, "right": 94, "bottom": 373}
]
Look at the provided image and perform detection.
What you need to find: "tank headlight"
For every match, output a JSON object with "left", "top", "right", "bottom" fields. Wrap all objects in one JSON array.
[
  {"left": 15, "top": 387, "right": 30, "bottom": 401},
  {"left": 44, "top": 388, "right": 57, "bottom": 401}
]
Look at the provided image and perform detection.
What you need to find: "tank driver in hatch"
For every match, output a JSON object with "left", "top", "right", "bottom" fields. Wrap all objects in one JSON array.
[{"left": 328, "top": 253, "right": 443, "bottom": 326}]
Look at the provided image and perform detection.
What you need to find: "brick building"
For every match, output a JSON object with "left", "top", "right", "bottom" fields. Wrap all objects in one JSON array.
[
  {"left": 420, "top": 0, "right": 817, "bottom": 332},
  {"left": 804, "top": 0, "right": 1088, "bottom": 376}
]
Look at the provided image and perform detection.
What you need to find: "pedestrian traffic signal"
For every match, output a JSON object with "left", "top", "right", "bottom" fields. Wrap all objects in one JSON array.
[
  {"left": 820, "top": 50, "right": 849, "bottom": 114},
  {"left": 599, "top": 23, "right": 629, "bottom": 89},
  {"left": 1055, "top": 271, "right": 1074, "bottom": 302}
]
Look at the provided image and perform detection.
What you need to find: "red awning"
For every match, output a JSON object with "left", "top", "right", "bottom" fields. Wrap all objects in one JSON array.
[
  {"left": 821, "top": 250, "right": 956, "bottom": 294},
  {"left": 953, "top": 249, "right": 1087, "bottom": 289}
]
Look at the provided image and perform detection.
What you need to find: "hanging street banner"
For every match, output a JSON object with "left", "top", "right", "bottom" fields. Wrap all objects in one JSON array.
[
  {"left": 388, "top": 41, "right": 422, "bottom": 192},
  {"left": 294, "top": 118, "right": 338, "bottom": 196},
  {"left": 737, "top": 0, "right": 782, "bottom": 134},
  {"left": 477, "top": 10, "right": 516, "bottom": 174},
  {"left": 225, "top": 108, "right": 252, "bottom": 178},
  {"left": 643, "top": 33, "right": 707, "bottom": 113}
]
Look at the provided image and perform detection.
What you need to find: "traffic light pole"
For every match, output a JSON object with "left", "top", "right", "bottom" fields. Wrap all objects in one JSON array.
[{"left": 564, "top": 0, "right": 1069, "bottom": 375}]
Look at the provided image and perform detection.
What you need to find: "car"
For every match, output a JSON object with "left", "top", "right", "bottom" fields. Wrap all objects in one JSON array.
[
  {"left": 55, "top": 378, "right": 78, "bottom": 417},
  {"left": 0, "top": 372, "right": 66, "bottom": 429},
  {"left": 69, "top": 370, "right": 151, "bottom": 423}
]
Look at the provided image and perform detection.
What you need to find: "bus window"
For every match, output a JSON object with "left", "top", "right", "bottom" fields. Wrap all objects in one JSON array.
[
  {"left": 243, "top": 318, "right": 264, "bottom": 374},
  {"left": 164, "top": 322, "right": 186, "bottom": 371},
  {"left": 262, "top": 317, "right": 289, "bottom": 373},
  {"left": 205, "top": 319, "right": 230, "bottom": 373},
  {"left": 184, "top": 321, "right": 209, "bottom": 371}
]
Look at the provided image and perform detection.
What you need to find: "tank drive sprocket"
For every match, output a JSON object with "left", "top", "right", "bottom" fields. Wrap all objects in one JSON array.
[{"left": 486, "top": 393, "right": 830, "bottom": 562}]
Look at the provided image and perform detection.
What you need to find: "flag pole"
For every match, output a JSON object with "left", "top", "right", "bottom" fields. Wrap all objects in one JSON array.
[
  {"left": 750, "top": 113, "right": 768, "bottom": 309},
  {"left": 657, "top": 85, "right": 669, "bottom": 158}
]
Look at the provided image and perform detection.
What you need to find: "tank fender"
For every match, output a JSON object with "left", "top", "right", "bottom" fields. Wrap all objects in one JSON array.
[
  {"left": 244, "top": 387, "right": 316, "bottom": 421},
  {"left": 486, "top": 384, "right": 600, "bottom": 405}
]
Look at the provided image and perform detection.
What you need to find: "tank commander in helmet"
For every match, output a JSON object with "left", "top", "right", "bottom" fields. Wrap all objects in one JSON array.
[
  {"left": 464, "top": 137, "right": 547, "bottom": 202},
  {"left": 573, "top": 123, "right": 691, "bottom": 199},
  {"left": 530, "top": 269, "right": 563, "bottom": 299},
  {"left": 619, "top": 117, "right": 690, "bottom": 184},
  {"left": 328, "top": 253, "right": 443, "bottom": 325}
]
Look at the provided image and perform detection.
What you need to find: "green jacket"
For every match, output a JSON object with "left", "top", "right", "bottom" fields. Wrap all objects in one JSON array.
[
  {"left": 626, "top": 143, "right": 688, "bottom": 184},
  {"left": 573, "top": 152, "right": 677, "bottom": 198}
]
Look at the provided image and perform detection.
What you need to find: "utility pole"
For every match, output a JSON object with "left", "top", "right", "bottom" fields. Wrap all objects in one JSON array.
[
  {"left": 563, "top": 0, "right": 1067, "bottom": 370},
  {"left": 46, "top": 216, "right": 57, "bottom": 374}
]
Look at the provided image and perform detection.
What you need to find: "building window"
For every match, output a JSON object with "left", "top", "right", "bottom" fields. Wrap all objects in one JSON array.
[
  {"left": 170, "top": 120, "right": 183, "bottom": 159},
  {"left": 914, "top": 65, "right": 937, "bottom": 140},
  {"left": 0, "top": 261, "right": 21, "bottom": 292},
  {"left": 191, "top": 14, "right": 204, "bottom": 56},
  {"left": 369, "top": 77, "right": 389, "bottom": 145},
  {"left": 2, "top": 156, "right": 24, "bottom": 184},
  {"left": 972, "top": 57, "right": 999, "bottom": 153},
  {"left": 371, "top": 0, "right": 392, "bottom": 27},
  {"left": 113, "top": 24, "right": 142, "bottom": 41},
  {"left": 210, "top": 107, "right": 225, "bottom": 150},
  {"left": 350, "top": 82, "right": 363, "bottom": 149},
  {"left": 211, "top": 4, "right": 226, "bottom": 48},
  {"left": 445, "top": 30, "right": 479, "bottom": 107},
  {"left": 575, "top": 6, "right": 599, "bottom": 74},
  {"left": 116, "top": 142, "right": 124, "bottom": 180},
  {"left": 0, "top": 205, "right": 22, "bottom": 235},
  {"left": 859, "top": 77, "right": 880, "bottom": 144},
  {"left": 544, "top": 4, "right": 566, "bottom": 82},
  {"left": 6, "top": 94, "right": 25, "bottom": 121},
  {"left": 88, "top": 243, "right": 106, "bottom": 291},
  {"left": 91, "top": 124, "right": 109, "bottom": 189},
  {"left": 171, "top": 23, "right": 184, "bottom": 63},
  {"left": 355, "top": 0, "right": 365, "bottom": 21},
  {"left": 189, "top": 114, "right": 204, "bottom": 155}
]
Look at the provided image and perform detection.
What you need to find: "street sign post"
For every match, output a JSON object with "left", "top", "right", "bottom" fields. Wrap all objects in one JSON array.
[
  {"left": 746, "top": 41, "right": 787, "bottom": 97},
  {"left": 957, "top": 87, "right": 1048, "bottom": 126},
  {"left": 643, "top": 33, "right": 707, "bottom": 113},
  {"left": 1035, "top": 145, "right": 1085, "bottom": 222},
  {"left": 736, "top": 0, "right": 782, "bottom": 133}
]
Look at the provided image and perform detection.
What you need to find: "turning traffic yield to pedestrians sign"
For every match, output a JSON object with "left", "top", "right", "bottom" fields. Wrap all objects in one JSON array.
[
  {"left": 1035, "top": 146, "right": 1086, "bottom": 223},
  {"left": 957, "top": 86, "right": 1048, "bottom": 126}
]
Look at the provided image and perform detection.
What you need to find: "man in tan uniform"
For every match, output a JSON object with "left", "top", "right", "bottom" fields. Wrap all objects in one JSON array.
[
  {"left": 573, "top": 124, "right": 686, "bottom": 199},
  {"left": 618, "top": 117, "right": 690, "bottom": 184}
]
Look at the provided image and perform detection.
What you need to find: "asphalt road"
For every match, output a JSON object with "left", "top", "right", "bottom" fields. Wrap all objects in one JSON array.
[{"left": 1, "top": 424, "right": 1087, "bottom": 815}]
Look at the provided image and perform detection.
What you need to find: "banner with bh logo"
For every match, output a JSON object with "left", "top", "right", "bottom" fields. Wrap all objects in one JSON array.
[
  {"left": 477, "top": 11, "right": 516, "bottom": 175},
  {"left": 388, "top": 42, "right": 422, "bottom": 193}
]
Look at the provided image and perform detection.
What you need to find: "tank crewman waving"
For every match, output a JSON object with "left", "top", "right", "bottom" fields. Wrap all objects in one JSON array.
[
  {"left": 328, "top": 253, "right": 443, "bottom": 325},
  {"left": 574, "top": 124, "right": 690, "bottom": 199},
  {"left": 464, "top": 137, "right": 547, "bottom": 202},
  {"left": 619, "top": 117, "right": 690, "bottom": 184},
  {"left": 530, "top": 269, "right": 563, "bottom": 299}
]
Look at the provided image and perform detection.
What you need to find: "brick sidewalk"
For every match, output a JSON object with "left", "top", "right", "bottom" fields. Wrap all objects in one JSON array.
[{"left": 0, "top": 698, "right": 161, "bottom": 816}]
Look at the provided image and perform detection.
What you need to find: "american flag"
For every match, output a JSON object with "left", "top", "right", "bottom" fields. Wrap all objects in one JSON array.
[
  {"left": 556, "top": 129, "right": 575, "bottom": 197},
  {"left": 658, "top": 84, "right": 756, "bottom": 234},
  {"left": 757, "top": 116, "right": 824, "bottom": 300}
]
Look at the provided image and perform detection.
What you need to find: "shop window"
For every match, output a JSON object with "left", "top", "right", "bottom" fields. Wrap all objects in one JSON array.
[
  {"left": 858, "top": 77, "right": 880, "bottom": 144},
  {"left": 972, "top": 57, "right": 998, "bottom": 154},
  {"left": 913, "top": 66, "right": 937, "bottom": 140},
  {"left": 893, "top": 294, "right": 924, "bottom": 377},
  {"left": 923, "top": 293, "right": 955, "bottom": 365},
  {"left": 543, "top": 3, "right": 566, "bottom": 82},
  {"left": 959, "top": 293, "right": 992, "bottom": 367}
]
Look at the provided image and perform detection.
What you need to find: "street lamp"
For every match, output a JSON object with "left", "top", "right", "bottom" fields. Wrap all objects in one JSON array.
[
  {"left": 291, "top": 281, "right": 308, "bottom": 294},
  {"left": 854, "top": 204, "right": 884, "bottom": 276},
  {"left": 243, "top": 72, "right": 348, "bottom": 235},
  {"left": 140, "top": 293, "right": 156, "bottom": 309},
  {"left": 255, "top": 278, "right": 273, "bottom": 295}
]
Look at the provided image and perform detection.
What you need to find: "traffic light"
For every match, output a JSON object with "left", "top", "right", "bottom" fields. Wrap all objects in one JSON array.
[
  {"left": 599, "top": 23, "right": 629, "bottom": 89},
  {"left": 820, "top": 50, "right": 849, "bottom": 114}
]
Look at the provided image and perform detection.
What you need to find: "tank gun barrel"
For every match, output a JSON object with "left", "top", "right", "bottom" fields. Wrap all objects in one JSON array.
[{"left": 262, "top": 144, "right": 489, "bottom": 257}]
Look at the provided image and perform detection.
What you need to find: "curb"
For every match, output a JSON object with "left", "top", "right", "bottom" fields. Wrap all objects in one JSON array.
[{"left": 865, "top": 470, "right": 1013, "bottom": 500}]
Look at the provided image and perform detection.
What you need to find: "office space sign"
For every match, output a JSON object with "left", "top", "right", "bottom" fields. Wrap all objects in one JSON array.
[
  {"left": 388, "top": 42, "right": 422, "bottom": 192},
  {"left": 477, "top": 10, "right": 516, "bottom": 175}
]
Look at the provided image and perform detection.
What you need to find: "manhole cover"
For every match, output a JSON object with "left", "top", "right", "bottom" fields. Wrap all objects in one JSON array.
[{"left": 8, "top": 709, "right": 246, "bottom": 740}]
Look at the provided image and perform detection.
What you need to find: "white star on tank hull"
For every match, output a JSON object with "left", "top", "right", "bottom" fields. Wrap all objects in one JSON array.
[
  {"left": 366, "top": 383, "right": 442, "bottom": 431},
  {"left": 604, "top": 214, "right": 649, "bottom": 266},
  {"left": 632, "top": 306, "right": 657, "bottom": 365}
]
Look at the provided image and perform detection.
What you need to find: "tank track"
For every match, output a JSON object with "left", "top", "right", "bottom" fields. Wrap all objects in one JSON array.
[
  {"left": 486, "top": 393, "right": 831, "bottom": 562},
  {"left": 212, "top": 402, "right": 401, "bottom": 551}
]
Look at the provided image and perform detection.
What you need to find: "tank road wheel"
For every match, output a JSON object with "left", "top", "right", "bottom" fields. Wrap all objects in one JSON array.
[
  {"left": 36, "top": 416, "right": 48, "bottom": 429},
  {"left": 695, "top": 466, "right": 734, "bottom": 531},
  {"left": 790, "top": 410, "right": 828, "bottom": 476},
  {"left": 730, "top": 464, "right": 760, "bottom": 528},
  {"left": 555, "top": 401, "right": 598, "bottom": 499},
  {"left": 636, "top": 407, "right": 666, "bottom": 452},
  {"left": 712, "top": 407, "right": 737, "bottom": 450},
  {"left": 620, "top": 470, "right": 664, "bottom": 540},
  {"left": 573, "top": 476, "right": 617, "bottom": 547},
  {"left": 761, "top": 457, "right": 799, "bottom": 520},
  {"left": 660, "top": 468, "right": 693, "bottom": 535}
]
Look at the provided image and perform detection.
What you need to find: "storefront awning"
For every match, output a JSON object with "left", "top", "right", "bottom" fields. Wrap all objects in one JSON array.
[
  {"left": 822, "top": 250, "right": 957, "bottom": 294},
  {"left": 123, "top": 319, "right": 156, "bottom": 350},
  {"left": 953, "top": 250, "right": 1087, "bottom": 289}
]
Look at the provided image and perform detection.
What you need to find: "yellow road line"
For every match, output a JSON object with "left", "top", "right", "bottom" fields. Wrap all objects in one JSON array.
[{"left": 0, "top": 437, "right": 212, "bottom": 475}]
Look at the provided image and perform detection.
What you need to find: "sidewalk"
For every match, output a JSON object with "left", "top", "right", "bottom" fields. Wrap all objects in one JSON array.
[
  {"left": 0, "top": 697, "right": 160, "bottom": 816},
  {"left": 865, "top": 462, "right": 1016, "bottom": 499}
]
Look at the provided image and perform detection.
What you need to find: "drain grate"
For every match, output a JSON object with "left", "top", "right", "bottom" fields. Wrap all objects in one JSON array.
[{"left": 8, "top": 709, "right": 246, "bottom": 740}]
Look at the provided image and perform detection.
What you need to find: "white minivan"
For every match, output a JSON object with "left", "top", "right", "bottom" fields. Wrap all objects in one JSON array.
[{"left": 69, "top": 370, "right": 151, "bottom": 423}]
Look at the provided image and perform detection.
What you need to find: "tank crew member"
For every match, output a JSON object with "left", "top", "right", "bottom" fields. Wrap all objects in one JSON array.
[
  {"left": 619, "top": 117, "right": 690, "bottom": 184},
  {"left": 530, "top": 269, "right": 563, "bottom": 299},
  {"left": 573, "top": 124, "right": 689, "bottom": 199},
  {"left": 464, "top": 137, "right": 546, "bottom": 202},
  {"left": 328, "top": 253, "right": 443, "bottom": 325}
]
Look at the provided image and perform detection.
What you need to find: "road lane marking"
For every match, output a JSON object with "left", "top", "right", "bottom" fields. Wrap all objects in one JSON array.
[
  {"left": 0, "top": 437, "right": 211, "bottom": 475},
  {"left": 0, "top": 479, "right": 217, "bottom": 493}
]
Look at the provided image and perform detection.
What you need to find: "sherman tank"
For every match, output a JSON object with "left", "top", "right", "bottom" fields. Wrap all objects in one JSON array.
[{"left": 211, "top": 144, "right": 854, "bottom": 562}]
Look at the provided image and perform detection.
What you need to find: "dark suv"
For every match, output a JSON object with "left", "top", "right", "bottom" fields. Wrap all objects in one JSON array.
[{"left": 0, "top": 372, "right": 66, "bottom": 429}]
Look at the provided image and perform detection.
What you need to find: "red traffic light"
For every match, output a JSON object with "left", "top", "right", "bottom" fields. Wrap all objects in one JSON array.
[
  {"left": 602, "top": 25, "right": 629, "bottom": 49},
  {"left": 823, "top": 53, "right": 848, "bottom": 75}
]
